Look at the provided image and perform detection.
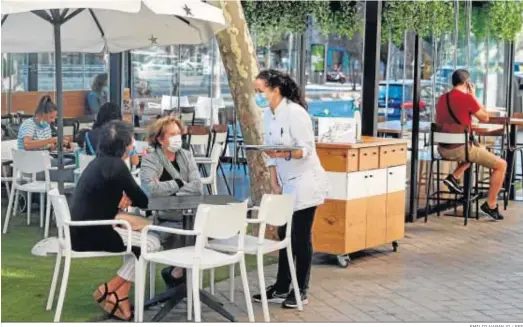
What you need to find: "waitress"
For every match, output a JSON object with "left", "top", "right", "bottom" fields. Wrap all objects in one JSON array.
[{"left": 253, "top": 69, "right": 329, "bottom": 308}]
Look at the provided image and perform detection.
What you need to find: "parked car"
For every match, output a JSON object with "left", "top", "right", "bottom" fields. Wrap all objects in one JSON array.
[{"left": 378, "top": 80, "right": 440, "bottom": 120}]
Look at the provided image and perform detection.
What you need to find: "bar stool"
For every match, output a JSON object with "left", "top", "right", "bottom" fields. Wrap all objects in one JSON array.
[
  {"left": 424, "top": 123, "right": 479, "bottom": 226},
  {"left": 507, "top": 113, "right": 523, "bottom": 200},
  {"left": 475, "top": 117, "right": 510, "bottom": 209}
]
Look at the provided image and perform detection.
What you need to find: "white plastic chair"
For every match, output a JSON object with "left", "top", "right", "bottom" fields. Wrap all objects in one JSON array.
[
  {"left": 195, "top": 97, "right": 224, "bottom": 125},
  {"left": 198, "top": 143, "right": 223, "bottom": 195},
  {"left": 136, "top": 202, "right": 255, "bottom": 323},
  {"left": 3, "top": 150, "right": 75, "bottom": 238},
  {"left": 161, "top": 95, "right": 190, "bottom": 111},
  {"left": 45, "top": 189, "right": 138, "bottom": 322},
  {"left": 1, "top": 140, "right": 18, "bottom": 198},
  {"left": 207, "top": 194, "right": 302, "bottom": 322},
  {"left": 73, "top": 153, "right": 96, "bottom": 181}
]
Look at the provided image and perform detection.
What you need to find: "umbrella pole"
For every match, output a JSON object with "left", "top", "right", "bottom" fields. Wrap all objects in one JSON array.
[{"left": 53, "top": 21, "right": 65, "bottom": 194}]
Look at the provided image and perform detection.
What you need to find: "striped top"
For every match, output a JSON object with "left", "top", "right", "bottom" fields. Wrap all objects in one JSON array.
[{"left": 17, "top": 118, "right": 53, "bottom": 150}]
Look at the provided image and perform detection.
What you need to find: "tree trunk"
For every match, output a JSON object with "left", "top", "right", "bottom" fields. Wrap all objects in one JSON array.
[{"left": 211, "top": 0, "right": 272, "bottom": 205}]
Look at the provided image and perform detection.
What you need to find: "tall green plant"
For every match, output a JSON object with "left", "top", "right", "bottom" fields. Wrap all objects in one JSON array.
[
  {"left": 488, "top": 0, "right": 523, "bottom": 41},
  {"left": 312, "top": 1, "right": 362, "bottom": 39},
  {"left": 381, "top": 0, "right": 454, "bottom": 45},
  {"left": 242, "top": 0, "right": 312, "bottom": 46},
  {"left": 242, "top": 1, "right": 361, "bottom": 47}
]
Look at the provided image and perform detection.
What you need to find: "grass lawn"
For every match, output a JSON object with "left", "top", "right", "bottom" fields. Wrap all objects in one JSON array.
[{"left": 1, "top": 206, "right": 277, "bottom": 322}]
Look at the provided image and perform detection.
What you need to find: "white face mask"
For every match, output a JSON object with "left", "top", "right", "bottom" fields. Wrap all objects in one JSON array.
[{"left": 167, "top": 135, "right": 182, "bottom": 153}]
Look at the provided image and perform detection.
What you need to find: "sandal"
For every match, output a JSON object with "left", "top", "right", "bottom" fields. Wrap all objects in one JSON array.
[
  {"left": 103, "top": 292, "right": 134, "bottom": 322},
  {"left": 92, "top": 283, "right": 110, "bottom": 304}
]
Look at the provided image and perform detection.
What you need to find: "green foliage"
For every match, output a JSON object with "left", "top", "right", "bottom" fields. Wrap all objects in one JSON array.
[
  {"left": 488, "top": 0, "right": 523, "bottom": 41},
  {"left": 242, "top": 0, "right": 312, "bottom": 46},
  {"left": 242, "top": 0, "right": 523, "bottom": 46},
  {"left": 311, "top": 1, "right": 363, "bottom": 39},
  {"left": 242, "top": 1, "right": 361, "bottom": 46},
  {"left": 381, "top": 0, "right": 454, "bottom": 45}
]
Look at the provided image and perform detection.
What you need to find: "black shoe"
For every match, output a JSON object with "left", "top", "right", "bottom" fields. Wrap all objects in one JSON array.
[
  {"left": 161, "top": 266, "right": 185, "bottom": 289},
  {"left": 480, "top": 202, "right": 504, "bottom": 220},
  {"left": 282, "top": 290, "right": 308, "bottom": 309},
  {"left": 253, "top": 285, "right": 289, "bottom": 304},
  {"left": 443, "top": 174, "right": 464, "bottom": 194}
]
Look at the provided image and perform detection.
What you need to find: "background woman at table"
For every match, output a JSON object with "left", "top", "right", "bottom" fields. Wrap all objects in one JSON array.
[
  {"left": 86, "top": 73, "right": 108, "bottom": 119},
  {"left": 71, "top": 120, "right": 161, "bottom": 321},
  {"left": 140, "top": 116, "right": 203, "bottom": 286},
  {"left": 17, "top": 95, "right": 60, "bottom": 151},
  {"left": 16, "top": 95, "right": 74, "bottom": 182},
  {"left": 253, "top": 69, "right": 329, "bottom": 308},
  {"left": 84, "top": 101, "right": 139, "bottom": 167}
]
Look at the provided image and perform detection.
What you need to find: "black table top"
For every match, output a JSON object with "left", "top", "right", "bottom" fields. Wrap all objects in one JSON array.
[
  {"left": 1, "top": 159, "right": 13, "bottom": 166},
  {"left": 147, "top": 195, "right": 241, "bottom": 211}
]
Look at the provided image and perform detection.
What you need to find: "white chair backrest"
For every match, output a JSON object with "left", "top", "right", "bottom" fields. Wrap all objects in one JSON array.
[
  {"left": 210, "top": 143, "right": 223, "bottom": 164},
  {"left": 195, "top": 97, "right": 224, "bottom": 124},
  {"left": 258, "top": 194, "right": 295, "bottom": 227},
  {"left": 180, "top": 112, "right": 194, "bottom": 124},
  {"left": 12, "top": 149, "right": 51, "bottom": 175},
  {"left": 63, "top": 125, "right": 75, "bottom": 137},
  {"left": 78, "top": 122, "right": 93, "bottom": 130},
  {"left": 432, "top": 132, "right": 468, "bottom": 145},
  {"left": 190, "top": 134, "right": 210, "bottom": 147},
  {"left": 48, "top": 188, "right": 71, "bottom": 245},
  {"left": 1, "top": 140, "right": 18, "bottom": 160},
  {"left": 194, "top": 202, "right": 248, "bottom": 246},
  {"left": 161, "top": 95, "right": 190, "bottom": 111},
  {"left": 214, "top": 132, "right": 227, "bottom": 145},
  {"left": 78, "top": 153, "right": 95, "bottom": 172},
  {"left": 208, "top": 144, "right": 223, "bottom": 179}
]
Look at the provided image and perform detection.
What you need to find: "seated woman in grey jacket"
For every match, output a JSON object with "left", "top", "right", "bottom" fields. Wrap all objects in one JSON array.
[{"left": 140, "top": 116, "right": 203, "bottom": 286}]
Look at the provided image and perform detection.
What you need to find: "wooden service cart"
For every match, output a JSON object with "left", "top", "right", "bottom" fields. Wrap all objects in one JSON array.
[{"left": 313, "top": 136, "right": 408, "bottom": 267}]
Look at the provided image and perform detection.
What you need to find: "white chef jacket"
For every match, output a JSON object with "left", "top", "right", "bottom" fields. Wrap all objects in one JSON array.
[{"left": 263, "top": 98, "right": 330, "bottom": 211}]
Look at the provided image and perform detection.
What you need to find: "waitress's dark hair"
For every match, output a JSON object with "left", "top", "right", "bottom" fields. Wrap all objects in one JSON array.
[
  {"left": 256, "top": 69, "right": 308, "bottom": 110},
  {"left": 92, "top": 102, "right": 122, "bottom": 129},
  {"left": 35, "top": 95, "right": 57, "bottom": 115}
]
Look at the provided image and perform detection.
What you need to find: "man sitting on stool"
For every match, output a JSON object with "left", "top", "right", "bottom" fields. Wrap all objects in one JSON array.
[{"left": 435, "top": 69, "right": 507, "bottom": 220}]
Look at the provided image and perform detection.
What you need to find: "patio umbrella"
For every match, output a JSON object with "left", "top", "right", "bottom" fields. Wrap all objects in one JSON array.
[{"left": 1, "top": 0, "right": 227, "bottom": 192}]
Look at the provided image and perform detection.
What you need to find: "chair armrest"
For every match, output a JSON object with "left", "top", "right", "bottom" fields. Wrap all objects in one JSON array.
[
  {"left": 65, "top": 220, "right": 133, "bottom": 253},
  {"left": 246, "top": 218, "right": 263, "bottom": 224},
  {"left": 140, "top": 225, "right": 200, "bottom": 255},
  {"left": 142, "top": 224, "right": 199, "bottom": 237},
  {"left": 50, "top": 164, "right": 75, "bottom": 171},
  {"left": 248, "top": 206, "right": 260, "bottom": 212}
]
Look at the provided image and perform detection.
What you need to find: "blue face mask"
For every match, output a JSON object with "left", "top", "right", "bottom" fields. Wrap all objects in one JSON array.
[
  {"left": 35, "top": 117, "right": 49, "bottom": 128},
  {"left": 255, "top": 92, "right": 269, "bottom": 108}
]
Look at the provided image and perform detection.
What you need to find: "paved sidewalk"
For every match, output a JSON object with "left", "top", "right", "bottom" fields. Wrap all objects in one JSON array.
[{"left": 142, "top": 201, "right": 523, "bottom": 322}]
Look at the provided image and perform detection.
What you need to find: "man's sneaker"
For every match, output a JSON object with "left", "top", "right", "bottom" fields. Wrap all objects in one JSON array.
[
  {"left": 282, "top": 290, "right": 308, "bottom": 309},
  {"left": 480, "top": 202, "right": 504, "bottom": 220},
  {"left": 253, "top": 285, "right": 288, "bottom": 304},
  {"left": 443, "top": 174, "right": 464, "bottom": 194}
]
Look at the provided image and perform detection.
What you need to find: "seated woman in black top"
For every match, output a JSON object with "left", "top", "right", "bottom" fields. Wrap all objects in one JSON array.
[
  {"left": 71, "top": 120, "right": 160, "bottom": 321},
  {"left": 84, "top": 102, "right": 139, "bottom": 167}
]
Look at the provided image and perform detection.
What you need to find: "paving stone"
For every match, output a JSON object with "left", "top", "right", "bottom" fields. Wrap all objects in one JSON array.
[{"left": 130, "top": 201, "right": 523, "bottom": 323}]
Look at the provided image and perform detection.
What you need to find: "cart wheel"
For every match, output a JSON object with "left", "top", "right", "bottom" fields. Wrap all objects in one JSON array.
[
  {"left": 392, "top": 241, "right": 399, "bottom": 252},
  {"left": 336, "top": 254, "right": 350, "bottom": 268}
]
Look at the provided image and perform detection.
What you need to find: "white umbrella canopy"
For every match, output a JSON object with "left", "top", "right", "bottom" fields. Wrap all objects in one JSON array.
[
  {"left": 1, "top": 0, "right": 228, "bottom": 52},
  {"left": 1, "top": 0, "right": 227, "bottom": 192}
]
